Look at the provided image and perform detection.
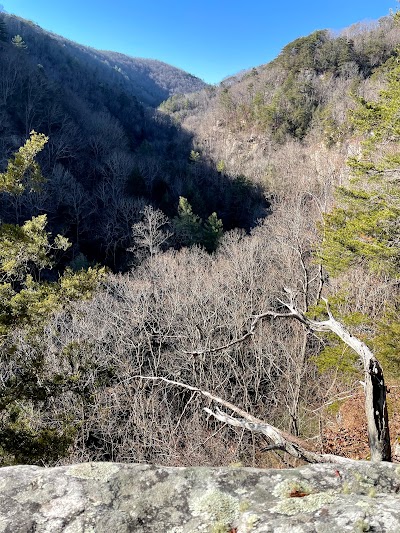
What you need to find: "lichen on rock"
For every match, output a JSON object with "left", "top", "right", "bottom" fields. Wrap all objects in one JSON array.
[
  {"left": 67, "top": 462, "right": 119, "bottom": 481},
  {"left": 1, "top": 461, "right": 400, "bottom": 532},
  {"left": 272, "top": 477, "right": 313, "bottom": 498},
  {"left": 272, "top": 490, "right": 336, "bottom": 516},
  {"left": 190, "top": 489, "right": 241, "bottom": 531},
  {"left": 271, "top": 477, "right": 336, "bottom": 517}
]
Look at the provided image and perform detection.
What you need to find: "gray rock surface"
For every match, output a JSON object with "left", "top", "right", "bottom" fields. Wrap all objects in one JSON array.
[{"left": 1, "top": 461, "right": 400, "bottom": 532}]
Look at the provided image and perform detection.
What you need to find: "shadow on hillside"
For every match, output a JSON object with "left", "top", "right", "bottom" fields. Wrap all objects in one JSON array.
[
  {"left": 80, "top": 111, "right": 269, "bottom": 269},
  {"left": 0, "top": 14, "right": 269, "bottom": 271}
]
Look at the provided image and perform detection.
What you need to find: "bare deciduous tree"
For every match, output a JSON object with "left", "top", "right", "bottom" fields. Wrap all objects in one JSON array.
[
  {"left": 181, "top": 286, "right": 390, "bottom": 462},
  {"left": 129, "top": 205, "right": 172, "bottom": 261}
]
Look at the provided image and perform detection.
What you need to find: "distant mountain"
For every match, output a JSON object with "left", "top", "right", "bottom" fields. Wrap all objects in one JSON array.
[
  {"left": 0, "top": 13, "right": 265, "bottom": 270},
  {"left": 3, "top": 15, "right": 208, "bottom": 107},
  {"left": 98, "top": 51, "right": 207, "bottom": 106}
]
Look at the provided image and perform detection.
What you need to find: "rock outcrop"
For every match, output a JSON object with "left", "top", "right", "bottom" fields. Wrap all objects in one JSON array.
[{"left": 1, "top": 461, "right": 400, "bottom": 532}]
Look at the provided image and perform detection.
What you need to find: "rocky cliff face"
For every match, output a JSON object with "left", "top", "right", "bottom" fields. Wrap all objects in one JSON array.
[{"left": 1, "top": 461, "right": 400, "bottom": 532}]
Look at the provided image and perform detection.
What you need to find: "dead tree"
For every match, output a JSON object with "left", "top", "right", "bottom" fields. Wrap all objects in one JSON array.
[
  {"left": 269, "top": 290, "right": 391, "bottom": 462},
  {"left": 133, "top": 289, "right": 391, "bottom": 463},
  {"left": 184, "top": 288, "right": 391, "bottom": 462},
  {"left": 132, "top": 375, "right": 352, "bottom": 464},
  {"left": 273, "top": 292, "right": 391, "bottom": 462}
]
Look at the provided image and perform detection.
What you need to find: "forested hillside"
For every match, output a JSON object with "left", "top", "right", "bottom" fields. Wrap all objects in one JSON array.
[
  {"left": 0, "top": 14, "right": 264, "bottom": 270},
  {"left": 1, "top": 10, "right": 400, "bottom": 468},
  {"left": 3, "top": 15, "right": 208, "bottom": 107}
]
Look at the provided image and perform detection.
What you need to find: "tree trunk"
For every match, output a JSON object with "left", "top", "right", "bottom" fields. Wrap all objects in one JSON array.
[
  {"left": 274, "top": 295, "right": 392, "bottom": 462},
  {"left": 366, "top": 359, "right": 391, "bottom": 461},
  {"left": 184, "top": 290, "right": 392, "bottom": 462}
]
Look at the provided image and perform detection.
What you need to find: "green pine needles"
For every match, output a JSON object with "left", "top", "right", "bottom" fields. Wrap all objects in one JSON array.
[
  {"left": 0, "top": 133, "right": 106, "bottom": 465},
  {"left": 321, "top": 46, "right": 400, "bottom": 277},
  {"left": 318, "top": 36, "right": 400, "bottom": 379}
]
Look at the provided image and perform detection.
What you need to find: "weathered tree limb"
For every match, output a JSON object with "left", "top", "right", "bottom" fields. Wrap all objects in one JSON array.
[
  {"left": 275, "top": 292, "right": 390, "bottom": 462},
  {"left": 185, "top": 289, "right": 391, "bottom": 462},
  {"left": 183, "top": 309, "right": 303, "bottom": 356},
  {"left": 131, "top": 375, "right": 352, "bottom": 464},
  {"left": 132, "top": 287, "right": 391, "bottom": 463}
]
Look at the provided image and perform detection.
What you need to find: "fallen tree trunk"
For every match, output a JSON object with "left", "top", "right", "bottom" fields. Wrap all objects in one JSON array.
[
  {"left": 184, "top": 289, "right": 391, "bottom": 462},
  {"left": 132, "top": 375, "right": 353, "bottom": 464}
]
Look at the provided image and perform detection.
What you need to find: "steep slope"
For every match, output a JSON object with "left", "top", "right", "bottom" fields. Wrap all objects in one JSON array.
[
  {"left": 0, "top": 14, "right": 265, "bottom": 270},
  {"left": 4, "top": 15, "right": 208, "bottom": 107},
  {"left": 99, "top": 51, "right": 207, "bottom": 106},
  {"left": 2, "top": 10, "right": 400, "bottom": 470},
  {"left": 160, "top": 15, "right": 400, "bottom": 194}
]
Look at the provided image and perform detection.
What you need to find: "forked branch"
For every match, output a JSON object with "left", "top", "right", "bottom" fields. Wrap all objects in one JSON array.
[
  {"left": 131, "top": 375, "right": 351, "bottom": 464},
  {"left": 184, "top": 289, "right": 391, "bottom": 462}
]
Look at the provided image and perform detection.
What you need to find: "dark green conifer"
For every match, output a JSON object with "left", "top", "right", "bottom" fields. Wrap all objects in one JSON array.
[
  {"left": 320, "top": 35, "right": 400, "bottom": 378},
  {"left": 321, "top": 47, "right": 400, "bottom": 276}
]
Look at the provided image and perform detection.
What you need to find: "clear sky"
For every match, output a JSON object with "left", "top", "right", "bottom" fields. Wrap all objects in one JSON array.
[{"left": 1, "top": 1, "right": 396, "bottom": 84}]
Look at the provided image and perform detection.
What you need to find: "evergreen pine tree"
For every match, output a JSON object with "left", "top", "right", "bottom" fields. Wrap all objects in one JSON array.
[
  {"left": 173, "top": 196, "right": 203, "bottom": 246},
  {"left": 11, "top": 34, "right": 27, "bottom": 50},
  {"left": 321, "top": 47, "right": 400, "bottom": 276},
  {"left": 203, "top": 212, "right": 223, "bottom": 252},
  {"left": 320, "top": 36, "right": 400, "bottom": 378},
  {"left": 0, "top": 133, "right": 105, "bottom": 465}
]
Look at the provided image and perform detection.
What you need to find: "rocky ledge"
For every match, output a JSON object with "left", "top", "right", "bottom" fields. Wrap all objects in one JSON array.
[{"left": 1, "top": 461, "right": 400, "bottom": 532}]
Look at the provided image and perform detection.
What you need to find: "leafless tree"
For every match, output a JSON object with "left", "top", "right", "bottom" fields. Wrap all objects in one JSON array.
[
  {"left": 129, "top": 205, "right": 172, "bottom": 261},
  {"left": 182, "top": 286, "right": 390, "bottom": 462}
]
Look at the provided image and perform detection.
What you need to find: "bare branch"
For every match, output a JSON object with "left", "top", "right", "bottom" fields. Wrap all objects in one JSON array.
[
  {"left": 183, "top": 290, "right": 391, "bottom": 462},
  {"left": 130, "top": 374, "right": 352, "bottom": 464},
  {"left": 183, "top": 307, "right": 309, "bottom": 356}
]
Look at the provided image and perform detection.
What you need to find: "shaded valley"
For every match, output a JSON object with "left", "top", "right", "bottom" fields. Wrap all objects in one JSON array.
[{"left": 1, "top": 10, "right": 400, "bottom": 470}]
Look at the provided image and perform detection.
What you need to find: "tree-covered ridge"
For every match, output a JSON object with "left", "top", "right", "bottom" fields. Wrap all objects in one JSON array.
[
  {"left": 2, "top": 15, "right": 207, "bottom": 107},
  {"left": 0, "top": 13, "right": 266, "bottom": 271},
  {"left": 100, "top": 51, "right": 207, "bottom": 105},
  {"left": 161, "top": 15, "right": 400, "bottom": 144},
  {"left": 1, "top": 8, "right": 400, "bottom": 467},
  {"left": 276, "top": 26, "right": 394, "bottom": 77}
]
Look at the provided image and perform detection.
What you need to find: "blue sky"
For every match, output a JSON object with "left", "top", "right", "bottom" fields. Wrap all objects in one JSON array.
[{"left": 1, "top": 1, "right": 396, "bottom": 84}]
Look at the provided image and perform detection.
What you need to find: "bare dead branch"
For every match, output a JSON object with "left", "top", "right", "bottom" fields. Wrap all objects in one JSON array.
[
  {"left": 183, "top": 308, "right": 307, "bottom": 356},
  {"left": 130, "top": 374, "right": 353, "bottom": 464},
  {"left": 181, "top": 289, "right": 392, "bottom": 462}
]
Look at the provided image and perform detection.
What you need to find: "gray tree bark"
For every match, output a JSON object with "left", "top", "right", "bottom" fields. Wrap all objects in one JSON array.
[
  {"left": 260, "top": 292, "right": 391, "bottom": 462},
  {"left": 185, "top": 290, "right": 391, "bottom": 462}
]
